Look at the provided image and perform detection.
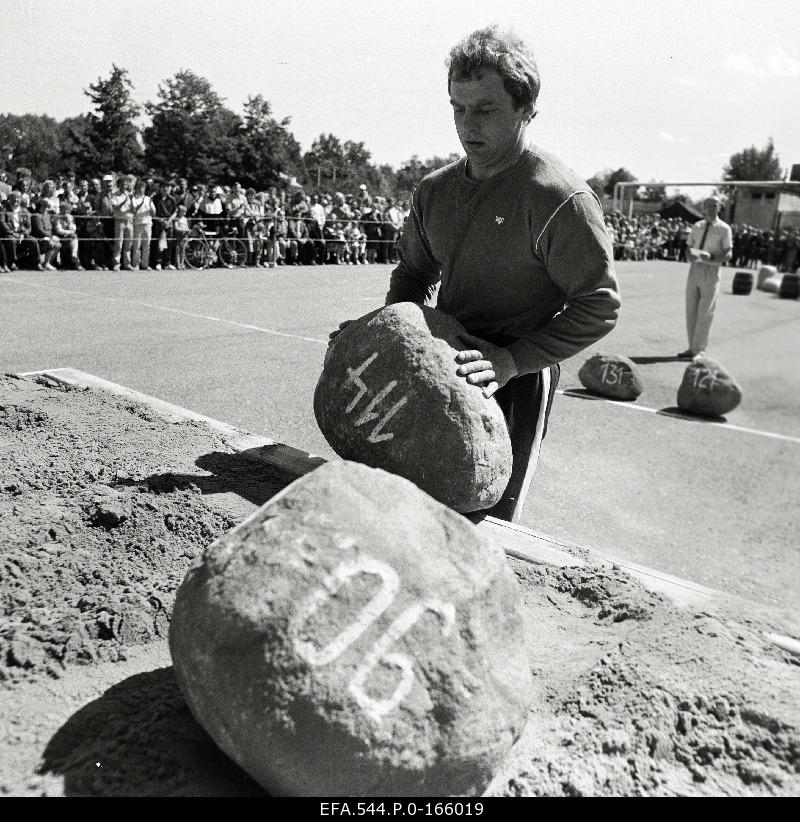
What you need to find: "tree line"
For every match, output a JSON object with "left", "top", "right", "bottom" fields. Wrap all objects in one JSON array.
[
  {"left": 0, "top": 65, "right": 460, "bottom": 199},
  {"left": 0, "top": 64, "right": 789, "bottom": 203},
  {"left": 586, "top": 137, "right": 787, "bottom": 208}
]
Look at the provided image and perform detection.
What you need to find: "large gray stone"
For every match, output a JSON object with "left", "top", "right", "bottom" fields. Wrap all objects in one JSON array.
[
  {"left": 170, "top": 461, "right": 532, "bottom": 796},
  {"left": 578, "top": 353, "right": 643, "bottom": 400},
  {"left": 314, "top": 303, "right": 512, "bottom": 512},
  {"left": 677, "top": 357, "right": 742, "bottom": 417},
  {"left": 757, "top": 265, "right": 778, "bottom": 289}
]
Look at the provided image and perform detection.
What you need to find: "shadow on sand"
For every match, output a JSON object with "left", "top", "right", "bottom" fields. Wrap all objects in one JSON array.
[
  {"left": 40, "top": 667, "right": 267, "bottom": 796},
  {"left": 113, "top": 447, "right": 300, "bottom": 509}
]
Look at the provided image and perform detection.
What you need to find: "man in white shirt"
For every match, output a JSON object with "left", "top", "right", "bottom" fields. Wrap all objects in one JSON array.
[{"left": 679, "top": 196, "right": 732, "bottom": 359}]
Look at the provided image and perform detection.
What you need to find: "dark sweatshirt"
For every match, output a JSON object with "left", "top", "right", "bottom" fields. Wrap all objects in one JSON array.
[{"left": 386, "top": 146, "right": 621, "bottom": 375}]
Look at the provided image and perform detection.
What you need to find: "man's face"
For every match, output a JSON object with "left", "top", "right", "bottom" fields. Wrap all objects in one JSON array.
[
  {"left": 703, "top": 199, "right": 720, "bottom": 222},
  {"left": 449, "top": 69, "right": 530, "bottom": 177}
]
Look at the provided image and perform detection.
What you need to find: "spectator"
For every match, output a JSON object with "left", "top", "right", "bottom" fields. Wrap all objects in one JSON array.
[
  {"left": 286, "top": 205, "right": 310, "bottom": 265},
  {"left": 131, "top": 177, "right": 156, "bottom": 270},
  {"left": 95, "top": 175, "right": 115, "bottom": 269},
  {"left": 0, "top": 169, "right": 11, "bottom": 202},
  {"left": 1, "top": 191, "right": 33, "bottom": 270},
  {"left": 13, "top": 168, "right": 33, "bottom": 208},
  {"left": 308, "top": 193, "right": 326, "bottom": 264},
  {"left": 360, "top": 199, "right": 382, "bottom": 263},
  {"left": 383, "top": 197, "right": 404, "bottom": 264},
  {"left": 30, "top": 198, "right": 61, "bottom": 270},
  {"left": 39, "top": 179, "right": 60, "bottom": 213},
  {"left": 175, "top": 178, "right": 193, "bottom": 212},
  {"left": 53, "top": 201, "right": 83, "bottom": 269},
  {"left": 173, "top": 204, "right": 190, "bottom": 269},
  {"left": 111, "top": 174, "right": 136, "bottom": 271},
  {"left": 152, "top": 179, "right": 177, "bottom": 271}
]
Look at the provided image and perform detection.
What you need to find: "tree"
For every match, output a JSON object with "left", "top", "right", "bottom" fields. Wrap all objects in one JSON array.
[
  {"left": 586, "top": 169, "right": 611, "bottom": 200},
  {"left": 603, "top": 167, "right": 637, "bottom": 198},
  {"left": 71, "top": 65, "right": 143, "bottom": 174},
  {"left": 237, "top": 95, "right": 302, "bottom": 189},
  {"left": 395, "top": 153, "right": 461, "bottom": 197},
  {"left": 0, "top": 113, "right": 63, "bottom": 180},
  {"left": 639, "top": 182, "right": 667, "bottom": 203},
  {"left": 143, "top": 70, "right": 241, "bottom": 181},
  {"left": 303, "top": 133, "right": 347, "bottom": 190},
  {"left": 58, "top": 114, "right": 95, "bottom": 177},
  {"left": 723, "top": 138, "right": 782, "bottom": 181}
]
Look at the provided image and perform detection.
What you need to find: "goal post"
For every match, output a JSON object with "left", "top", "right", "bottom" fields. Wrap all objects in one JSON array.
[{"left": 611, "top": 180, "right": 800, "bottom": 220}]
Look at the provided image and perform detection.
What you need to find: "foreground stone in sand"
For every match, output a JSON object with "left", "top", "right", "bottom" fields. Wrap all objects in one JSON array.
[
  {"left": 170, "top": 461, "right": 532, "bottom": 797},
  {"left": 677, "top": 357, "right": 742, "bottom": 417},
  {"left": 314, "top": 302, "right": 512, "bottom": 512},
  {"left": 578, "top": 353, "right": 643, "bottom": 400}
]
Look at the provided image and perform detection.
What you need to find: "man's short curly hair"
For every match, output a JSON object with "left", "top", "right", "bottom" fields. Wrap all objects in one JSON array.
[{"left": 447, "top": 25, "right": 540, "bottom": 113}]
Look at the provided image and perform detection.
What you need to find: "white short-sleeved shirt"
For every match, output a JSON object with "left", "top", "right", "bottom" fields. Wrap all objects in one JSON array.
[{"left": 687, "top": 218, "right": 732, "bottom": 271}]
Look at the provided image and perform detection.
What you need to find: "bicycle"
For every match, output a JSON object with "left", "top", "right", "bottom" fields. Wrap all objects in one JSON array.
[{"left": 183, "top": 224, "right": 250, "bottom": 270}]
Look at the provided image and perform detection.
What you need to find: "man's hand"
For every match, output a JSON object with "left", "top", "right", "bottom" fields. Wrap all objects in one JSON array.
[{"left": 455, "top": 333, "right": 518, "bottom": 399}]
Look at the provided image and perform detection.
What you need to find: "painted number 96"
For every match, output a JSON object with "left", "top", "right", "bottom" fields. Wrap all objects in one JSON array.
[{"left": 289, "top": 557, "right": 455, "bottom": 723}]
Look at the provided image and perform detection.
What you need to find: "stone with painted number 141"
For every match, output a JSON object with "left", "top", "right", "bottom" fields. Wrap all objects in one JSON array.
[
  {"left": 169, "top": 460, "right": 532, "bottom": 796},
  {"left": 314, "top": 302, "right": 513, "bottom": 512}
]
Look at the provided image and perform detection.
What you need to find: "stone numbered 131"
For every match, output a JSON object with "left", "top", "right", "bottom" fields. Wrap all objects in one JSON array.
[
  {"left": 677, "top": 356, "right": 742, "bottom": 417},
  {"left": 169, "top": 460, "right": 533, "bottom": 796},
  {"left": 314, "top": 303, "right": 512, "bottom": 512},
  {"left": 578, "top": 353, "right": 643, "bottom": 400}
]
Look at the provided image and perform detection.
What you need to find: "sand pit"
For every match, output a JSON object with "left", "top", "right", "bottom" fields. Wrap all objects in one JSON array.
[{"left": 0, "top": 373, "right": 798, "bottom": 796}]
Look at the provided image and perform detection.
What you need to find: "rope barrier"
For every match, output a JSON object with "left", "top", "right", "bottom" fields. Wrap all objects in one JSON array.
[{"left": 0, "top": 213, "right": 406, "bottom": 245}]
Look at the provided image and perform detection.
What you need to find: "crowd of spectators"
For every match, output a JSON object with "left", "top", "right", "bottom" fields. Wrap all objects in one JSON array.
[
  {"left": 604, "top": 212, "right": 692, "bottom": 262},
  {"left": 730, "top": 224, "right": 800, "bottom": 272},
  {"left": 0, "top": 166, "right": 410, "bottom": 272},
  {"left": 603, "top": 210, "right": 799, "bottom": 272},
  {"left": 3, "top": 166, "right": 799, "bottom": 276}
]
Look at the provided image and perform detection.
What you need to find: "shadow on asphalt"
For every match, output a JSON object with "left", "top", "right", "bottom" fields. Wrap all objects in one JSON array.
[
  {"left": 560, "top": 387, "right": 638, "bottom": 403},
  {"left": 40, "top": 667, "right": 266, "bottom": 796},
  {"left": 629, "top": 355, "right": 686, "bottom": 364},
  {"left": 657, "top": 406, "right": 728, "bottom": 424}
]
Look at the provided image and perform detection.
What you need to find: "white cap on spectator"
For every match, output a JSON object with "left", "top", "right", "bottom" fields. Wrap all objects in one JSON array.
[{"left": 102, "top": 174, "right": 113, "bottom": 181}]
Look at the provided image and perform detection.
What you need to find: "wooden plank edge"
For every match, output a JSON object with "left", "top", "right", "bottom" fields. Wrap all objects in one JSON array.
[{"left": 20, "top": 367, "right": 724, "bottom": 609}]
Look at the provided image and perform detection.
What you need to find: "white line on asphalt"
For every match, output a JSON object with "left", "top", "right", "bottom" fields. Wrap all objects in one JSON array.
[
  {"left": 1, "top": 276, "right": 328, "bottom": 346},
  {"left": 558, "top": 389, "right": 800, "bottom": 445},
  {"left": 5, "top": 276, "right": 799, "bottom": 445}
]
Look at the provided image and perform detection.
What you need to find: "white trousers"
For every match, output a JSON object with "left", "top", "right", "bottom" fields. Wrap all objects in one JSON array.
[
  {"left": 132, "top": 222, "right": 152, "bottom": 269},
  {"left": 685, "top": 263, "right": 720, "bottom": 354}
]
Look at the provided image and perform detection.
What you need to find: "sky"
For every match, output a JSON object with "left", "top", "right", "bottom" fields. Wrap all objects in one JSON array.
[{"left": 2, "top": 0, "right": 799, "bottom": 197}]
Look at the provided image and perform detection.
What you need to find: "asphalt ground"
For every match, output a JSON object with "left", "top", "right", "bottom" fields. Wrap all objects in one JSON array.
[{"left": 2, "top": 261, "right": 798, "bottom": 610}]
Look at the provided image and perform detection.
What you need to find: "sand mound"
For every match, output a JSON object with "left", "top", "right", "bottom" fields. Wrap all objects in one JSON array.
[{"left": 1, "top": 374, "right": 797, "bottom": 796}]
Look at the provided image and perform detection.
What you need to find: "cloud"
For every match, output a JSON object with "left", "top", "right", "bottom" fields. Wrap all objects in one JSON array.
[
  {"left": 674, "top": 76, "right": 704, "bottom": 87},
  {"left": 722, "top": 47, "right": 800, "bottom": 79},
  {"left": 658, "top": 131, "right": 689, "bottom": 145}
]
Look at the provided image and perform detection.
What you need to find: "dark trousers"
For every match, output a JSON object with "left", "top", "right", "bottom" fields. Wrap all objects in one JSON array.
[{"left": 483, "top": 364, "right": 561, "bottom": 523}]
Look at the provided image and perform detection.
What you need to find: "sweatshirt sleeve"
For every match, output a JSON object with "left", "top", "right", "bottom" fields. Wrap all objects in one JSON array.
[
  {"left": 507, "top": 191, "right": 621, "bottom": 374},
  {"left": 385, "top": 185, "right": 441, "bottom": 305}
]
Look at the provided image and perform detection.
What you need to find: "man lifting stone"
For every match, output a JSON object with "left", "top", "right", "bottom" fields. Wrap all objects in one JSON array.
[{"left": 334, "top": 26, "right": 621, "bottom": 523}]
